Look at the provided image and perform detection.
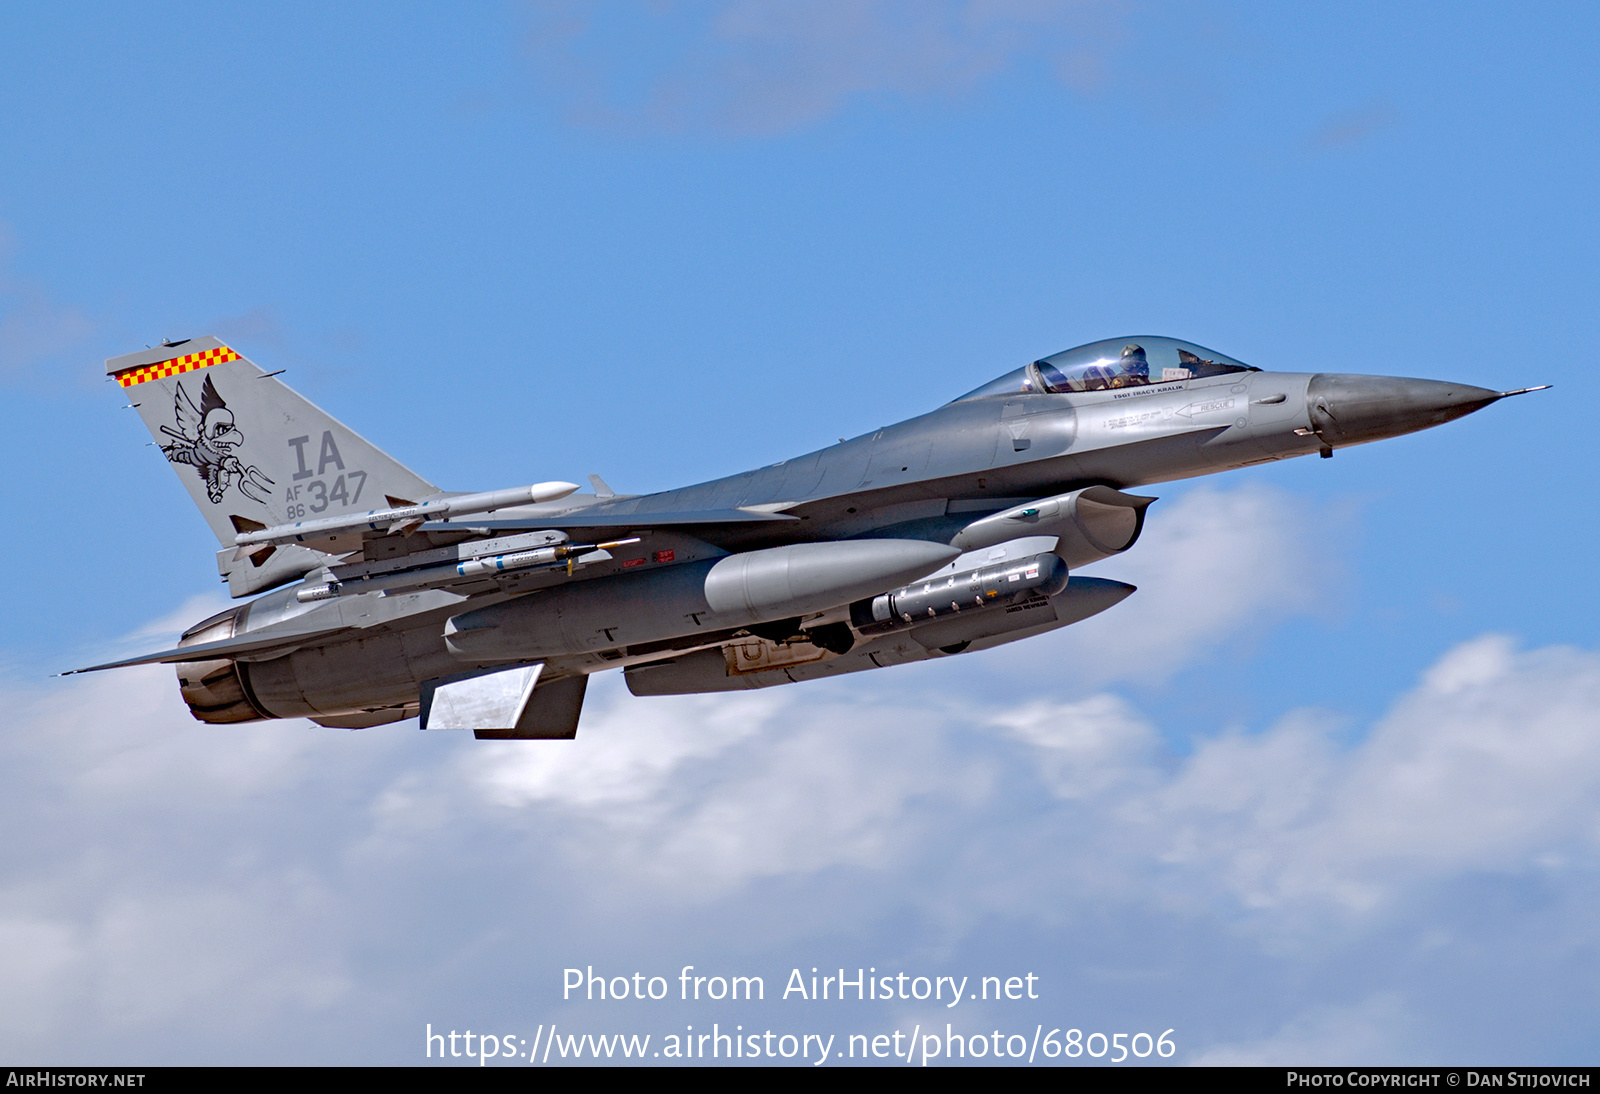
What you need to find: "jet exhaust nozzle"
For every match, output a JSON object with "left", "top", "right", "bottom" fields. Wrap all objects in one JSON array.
[{"left": 172, "top": 606, "right": 272, "bottom": 725}]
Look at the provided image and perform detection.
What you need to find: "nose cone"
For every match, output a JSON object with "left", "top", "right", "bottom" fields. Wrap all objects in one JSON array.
[{"left": 1306, "top": 374, "right": 1503, "bottom": 448}]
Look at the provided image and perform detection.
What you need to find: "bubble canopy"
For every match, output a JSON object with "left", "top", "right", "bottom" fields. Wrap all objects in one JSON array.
[{"left": 952, "top": 337, "right": 1259, "bottom": 402}]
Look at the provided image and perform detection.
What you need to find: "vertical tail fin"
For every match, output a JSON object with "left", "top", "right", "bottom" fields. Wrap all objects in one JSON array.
[{"left": 110, "top": 337, "right": 438, "bottom": 596}]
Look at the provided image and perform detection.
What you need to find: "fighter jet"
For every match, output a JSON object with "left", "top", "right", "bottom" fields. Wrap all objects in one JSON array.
[{"left": 70, "top": 335, "right": 1544, "bottom": 739}]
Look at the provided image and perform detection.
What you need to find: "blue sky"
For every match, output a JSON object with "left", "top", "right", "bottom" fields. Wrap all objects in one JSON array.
[{"left": 1, "top": 0, "right": 1596, "bottom": 1065}]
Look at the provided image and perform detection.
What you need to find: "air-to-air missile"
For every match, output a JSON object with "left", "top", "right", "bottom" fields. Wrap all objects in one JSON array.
[
  {"left": 234, "top": 482, "right": 582, "bottom": 550},
  {"left": 72, "top": 334, "right": 1546, "bottom": 738},
  {"left": 293, "top": 532, "right": 645, "bottom": 603}
]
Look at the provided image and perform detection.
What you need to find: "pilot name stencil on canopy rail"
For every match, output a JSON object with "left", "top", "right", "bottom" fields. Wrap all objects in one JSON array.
[{"left": 67, "top": 335, "right": 1546, "bottom": 738}]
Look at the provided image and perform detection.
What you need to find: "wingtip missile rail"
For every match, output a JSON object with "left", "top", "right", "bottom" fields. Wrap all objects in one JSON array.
[{"left": 235, "top": 481, "right": 581, "bottom": 548}]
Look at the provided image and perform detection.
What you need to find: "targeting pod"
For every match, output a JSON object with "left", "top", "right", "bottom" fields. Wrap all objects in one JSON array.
[{"left": 850, "top": 552, "right": 1069, "bottom": 636}]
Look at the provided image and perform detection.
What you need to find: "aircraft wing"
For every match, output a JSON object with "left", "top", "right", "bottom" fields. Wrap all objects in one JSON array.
[{"left": 61, "top": 623, "right": 356, "bottom": 675}]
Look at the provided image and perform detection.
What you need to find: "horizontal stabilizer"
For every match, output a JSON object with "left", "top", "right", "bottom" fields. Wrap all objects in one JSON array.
[{"left": 61, "top": 622, "right": 354, "bottom": 675}]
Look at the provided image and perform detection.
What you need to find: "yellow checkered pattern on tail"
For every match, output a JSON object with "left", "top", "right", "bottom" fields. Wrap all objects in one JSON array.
[{"left": 114, "top": 345, "right": 240, "bottom": 387}]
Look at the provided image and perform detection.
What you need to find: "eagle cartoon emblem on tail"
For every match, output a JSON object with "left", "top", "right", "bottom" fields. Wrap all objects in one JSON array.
[{"left": 160, "top": 374, "right": 275, "bottom": 505}]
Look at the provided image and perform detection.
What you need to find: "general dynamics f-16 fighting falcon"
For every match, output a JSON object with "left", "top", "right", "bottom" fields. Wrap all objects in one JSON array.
[{"left": 70, "top": 336, "right": 1545, "bottom": 739}]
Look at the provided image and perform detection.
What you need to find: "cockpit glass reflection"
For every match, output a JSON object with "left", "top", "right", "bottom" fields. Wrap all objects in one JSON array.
[{"left": 951, "top": 336, "right": 1259, "bottom": 402}]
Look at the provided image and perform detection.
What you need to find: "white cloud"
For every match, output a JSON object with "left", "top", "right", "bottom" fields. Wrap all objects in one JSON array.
[
  {"left": 1190, "top": 993, "right": 1418, "bottom": 1066},
  {"left": 1079, "top": 483, "right": 1328, "bottom": 667},
  {"left": 524, "top": 0, "right": 1134, "bottom": 135},
  {"left": 0, "top": 917, "right": 83, "bottom": 1039},
  {"left": 989, "top": 692, "right": 1157, "bottom": 799},
  {"left": 1138, "top": 635, "right": 1600, "bottom": 916},
  {"left": 4, "top": 592, "right": 1599, "bottom": 1061},
  {"left": 972, "top": 482, "right": 1334, "bottom": 687},
  {"left": 446, "top": 679, "right": 997, "bottom": 893},
  {"left": 87, "top": 883, "right": 352, "bottom": 1031},
  {"left": 0, "top": 650, "right": 377, "bottom": 1055},
  {"left": 467, "top": 687, "right": 776, "bottom": 811},
  {"left": 22, "top": 661, "right": 332, "bottom": 804}
]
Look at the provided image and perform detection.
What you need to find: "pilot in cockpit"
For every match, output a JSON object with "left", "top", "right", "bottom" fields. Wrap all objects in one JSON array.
[{"left": 1108, "top": 343, "right": 1150, "bottom": 388}]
